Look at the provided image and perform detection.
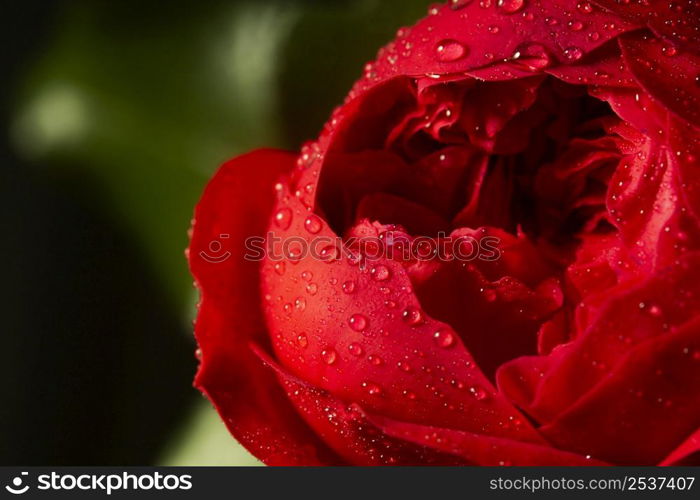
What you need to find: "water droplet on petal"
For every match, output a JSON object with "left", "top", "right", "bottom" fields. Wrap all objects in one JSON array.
[
  {"left": 469, "top": 385, "right": 489, "bottom": 400},
  {"left": 564, "top": 46, "right": 583, "bottom": 61},
  {"left": 433, "top": 329, "right": 456, "bottom": 348},
  {"left": 397, "top": 360, "right": 413, "bottom": 372},
  {"left": 274, "top": 208, "right": 292, "bottom": 229},
  {"left": 402, "top": 306, "right": 424, "bottom": 325},
  {"left": 319, "top": 244, "right": 339, "bottom": 262},
  {"left": 301, "top": 270, "right": 313, "bottom": 282},
  {"left": 306, "top": 283, "right": 318, "bottom": 295},
  {"left": 449, "top": 0, "right": 474, "bottom": 9},
  {"left": 321, "top": 348, "right": 337, "bottom": 365},
  {"left": 435, "top": 39, "right": 468, "bottom": 62},
  {"left": 568, "top": 20, "right": 584, "bottom": 31},
  {"left": 577, "top": 1, "right": 593, "bottom": 14},
  {"left": 368, "top": 354, "right": 383, "bottom": 366},
  {"left": 371, "top": 265, "right": 391, "bottom": 281},
  {"left": 662, "top": 45, "right": 678, "bottom": 57},
  {"left": 497, "top": 0, "right": 525, "bottom": 14},
  {"left": 348, "top": 342, "right": 364, "bottom": 357},
  {"left": 512, "top": 43, "right": 552, "bottom": 71},
  {"left": 342, "top": 280, "right": 356, "bottom": 294},
  {"left": 274, "top": 261, "right": 286, "bottom": 275},
  {"left": 294, "top": 297, "right": 306, "bottom": 311},
  {"left": 362, "top": 381, "right": 382, "bottom": 396},
  {"left": 296, "top": 333, "right": 308, "bottom": 348},
  {"left": 304, "top": 214, "right": 322, "bottom": 234},
  {"left": 402, "top": 390, "right": 417, "bottom": 400},
  {"left": 648, "top": 305, "right": 662, "bottom": 317},
  {"left": 349, "top": 314, "right": 368, "bottom": 332}
]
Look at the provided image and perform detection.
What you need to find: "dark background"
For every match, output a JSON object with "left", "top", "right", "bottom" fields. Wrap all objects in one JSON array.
[{"left": 0, "top": 0, "right": 429, "bottom": 465}]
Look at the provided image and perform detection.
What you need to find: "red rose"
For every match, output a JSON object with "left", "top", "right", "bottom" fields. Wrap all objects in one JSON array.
[{"left": 188, "top": 0, "right": 700, "bottom": 465}]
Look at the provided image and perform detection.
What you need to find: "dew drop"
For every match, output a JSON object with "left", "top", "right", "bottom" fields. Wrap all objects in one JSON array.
[
  {"left": 662, "top": 45, "right": 678, "bottom": 57},
  {"left": 321, "top": 348, "right": 337, "bottom": 365},
  {"left": 348, "top": 342, "right": 364, "bottom": 357},
  {"left": 349, "top": 314, "right": 368, "bottom": 332},
  {"left": 287, "top": 242, "right": 304, "bottom": 261},
  {"left": 306, "top": 283, "right": 318, "bottom": 295},
  {"left": 304, "top": 214, "right": 322, "bottom": 234},
  {"left": 433, "top": 329, "right": 456, "bottom": 348},
  {"left": 568, "top": 20, "right": 584, "bottom": 31},
  {"left": 564, "top": 46, "right": 583, "bottom": 61},
  {"left": 274, "top": 261, "right": 286, "bottom": 275},
  {"left": 368, "top": 354, "right": 383, "bottom": 366},
  {"left": 577, "top": 1, "right": 593, "bottom": 13},
  {"left": 648, "top": 304, "right": 662, "bottom": 317},
  {"left": 342, "top": 280, "right": 356, "bottom": 294},
  {"left": 397, "top": 360, "right": 413, "bottom": 372},
  {"left": 449, "top": 0, "right": 474, "bottom": 9},
  {"left": 469, "top": 385, "right": 489, "bottom": 400},
  {"left": 497, "top": 0, "right": 525, "bottom": 14},
  {"left": 294, "top": 297, "right": 306, "bottom": 311},
  {"left": 362, "top": 381, "right": 383, "bottom": 396},
  {"left": 371, "top": 265, "right": 391, "bottom": 281},
  {"left": 402, "top": 390, "right": 417, "bottom": 400},
  {"left": 274, "top": 208, "right": 292, "bottom": 229},
  {"left": 435, "top": 39, "right": 468, "bottom": 62},
  {"left": 512, "top": 43, "right": 552, "bottom": 71},
  {"left": 296, "top": 333, "right": 308, "bottom": 348},
  {"left": 301, "top": 270, "right": 313, "bottom": 282},
  {"left": 319, "top": 244, "right": 339, "bottom": 262},
  {"left": 402, "top": 306, "right": 424, "bottom": 326}
]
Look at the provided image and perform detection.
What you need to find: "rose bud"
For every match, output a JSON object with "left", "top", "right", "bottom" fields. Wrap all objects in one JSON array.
[{"left": 188, "top": 0, "right": 700, "bottom": 465}]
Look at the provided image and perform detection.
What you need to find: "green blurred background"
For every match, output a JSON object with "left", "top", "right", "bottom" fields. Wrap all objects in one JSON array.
[{"left": 0, "top": 0, "right": 430, "bottom": 465}]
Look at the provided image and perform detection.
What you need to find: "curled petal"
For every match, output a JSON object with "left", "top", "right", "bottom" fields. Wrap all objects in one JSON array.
[
  {"left": 189, "top": 150, "right": 341, "bottom": 465},
  {"left": 620, "top": 32, "right": 700, "bottom": 128},
  {"left": 540, "top": 316, "right": 700, "bottom": 464},
  {"left": 368, "top": 413, "right": 608, "bottom": 466}
]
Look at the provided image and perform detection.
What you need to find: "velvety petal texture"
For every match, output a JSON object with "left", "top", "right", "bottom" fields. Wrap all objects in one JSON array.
[{"left": 188, "top": 0, "right": 700, "bottom": 465}]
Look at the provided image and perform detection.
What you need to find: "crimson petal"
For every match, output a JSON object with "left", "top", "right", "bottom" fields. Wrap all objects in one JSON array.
[{"left": 188, "top": 150, "right": 342, "bottom": 465}]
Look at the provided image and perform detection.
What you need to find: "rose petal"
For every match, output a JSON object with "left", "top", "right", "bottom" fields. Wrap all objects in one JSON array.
[
  {"left": 262, "top": 207, "right": 543, "bottom": 442},
  {"left": 620, "top": 32, "right": 700, "bottom": 128},
  {"left": 351, "top": 0, "right": 638, "bottom": 96},
  {"left": 540, "top": 316, "right": 700, "bottom": 464},
  {"left": 368, "top": 412, "right": 608, "bottom": 466},
  {"left": 547, "top": 40, "right": 637, "bottom": 87},
  {"left": 410, "top": 230, "right": 562, "bottom": 379},
  {"left": 660, "top": 427, "right": 700, "bottom": 466},
  {"left": 534, "top": 253, "right": 700, "bottom": 421},
  {"left": 253, "top": 346, "right": 467, "bottom": 465},
  {"left": 189, "top": 149, "right": 342, "bottom": 465},
  {"left": 355, "top": 193, "right": 450, "bottom": 235},
  {"left": 592, "top": 0, "right": 700, "bottom": 54}
]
